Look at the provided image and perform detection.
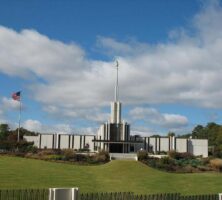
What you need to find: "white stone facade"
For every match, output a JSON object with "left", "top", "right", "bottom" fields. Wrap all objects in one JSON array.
[
  {"left": 24, "top": 134, "right": 208, "bottom": 157},
  {"left": 24, "top": 134, "right": 95, "bottom": 152}
]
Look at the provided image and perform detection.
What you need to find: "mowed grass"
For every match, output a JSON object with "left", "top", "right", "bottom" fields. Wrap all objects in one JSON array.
[{"left": 0, "top": 156, "right": 222, "bottom": 195}]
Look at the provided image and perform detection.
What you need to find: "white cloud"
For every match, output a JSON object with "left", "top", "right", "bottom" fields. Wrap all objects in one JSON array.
[
  {"left": 43, "top": 105, "right": 110, "bottom": 123},
  {"left": 23, "top": 119, "right": 73, "bottom": 134},
  {"left": 77, "top": 127, "right": 97, "bottom": 135},
  {"left": 162, "top": 114, "right": 188, "bottom": 128},
  {"left": 22, "top": 119, "right": 97, "bottom": 134},
  {"left": 0, "top": 108, "right": 7, "bottom": 124},
  {"left": 1, "top": 97, "right": 20, "bottom": 110},
  {"left": 0, "top": 97, "right": 20, "bottom": 124},
  {"left": 0, "top": 1, "right": 222, "bottom": 131},
  {"left": 23, "top": 119, "right": 42, "bottom": 132},
  {"left": 96, "top": 36, "right": 149, "bottom": 56},
  {"left": 129, "top": 107, "right": 188, "bottom": 129},
  {"left": 131, "top": 126, "right": 159, "bottom": 137}
]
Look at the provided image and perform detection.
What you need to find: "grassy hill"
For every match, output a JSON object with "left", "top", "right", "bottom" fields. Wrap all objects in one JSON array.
[{"left": 0, "top": 156, "right": 221, "bottom": 194}]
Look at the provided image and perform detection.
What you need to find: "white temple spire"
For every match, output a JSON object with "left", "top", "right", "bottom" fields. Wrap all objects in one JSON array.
[
  {"left": 115, "top": 60, "right": 119, "bottom": 102},
  {"left": 111, "top": 60, "right": 121, "bottom": 124}
]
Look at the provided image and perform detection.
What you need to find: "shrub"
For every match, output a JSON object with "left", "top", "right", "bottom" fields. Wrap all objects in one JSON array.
[
  {"left": 155, "top": 157, "right": 176, "bottom": 171},
  {"left": 0, "top": 140, "right": 34, "bottom": 153},
  {"left": 168, "top": 151, "right": 194, "bottom": 160},
  {"left": 0, "top": 140, "right": 16, "bottom": 151},
  {"left": 73, "top": 153, "right": 87, "bottom": 162},
  {"left": 49, "top": 154, "right": 64, "bottom": 160},
  {"left": 62, "top": 149, "right": 75, "bottom": 160},
  {"left": 26, "top": 145, "right": 38, "bottom": 153},
  {"left": 181, "top": 152, "right": 195, "bottom": 159},
  {"left": 24, "top": 152, "right": 39, "bottom": 159},
  {"left": 168, "top": 151, "right": 179, "bottom": 159},
  {"left": 197, "top": 165, "right": 212, "bottom": 171},
  {"left": 93, "top": 150, "right": 110, "bottom": 163},
  {"left": 17, "top": 141, "right": 34, "bottom": 152},
  {"left": 78, "top": 148, "right": 90, "bottom": 152},
  {"left": 210, "top": 158, "right": 222, "bottom": 171},
  {"left": 37, "top": 149, "right": 55, "bottom": 156},
  {"left": 159, "top": 157, "right": 175, "bottom": 165},
  {"left": 158, "top": 151, "right": 167, "bottom": 155},
  {"left": 183, "top": 165, "right": 195, "bottom": 173},
  {"left": 202, "top": 157, "right": 211, "bottom": 165},
  {"left": 212, "top": 146, "right": 222, "bottom": 158},
  {"left": 25, "top": 152, "right": 33, "bottom": 158},
  {"left": 137, "top": 150, "right": 148, "bottom": 161},
  {"left": 190, "top": 159, "right": 202, "bottom": 168},
  {"left": 145, "top": 157, "right": 159, "bottom": 168}
]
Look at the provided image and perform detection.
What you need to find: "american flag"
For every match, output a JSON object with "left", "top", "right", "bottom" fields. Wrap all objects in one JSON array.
[{"left": 12, "top": 91, "right": 21, "bottom": 101}]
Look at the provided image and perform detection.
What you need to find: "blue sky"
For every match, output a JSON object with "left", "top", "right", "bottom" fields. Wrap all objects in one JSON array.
[{"left": 0, "top": 0, "right": 222, "bottom": 136}]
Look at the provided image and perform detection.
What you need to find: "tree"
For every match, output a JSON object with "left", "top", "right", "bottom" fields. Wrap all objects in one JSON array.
[
  {"left": 167, "top": 132, "right": 175, "bottom": 137},
  {"left": 191, "top": 123, "right": 221, "bottom": 146},
  {"left": 192, "top": 125, "right": 205, "bottom": 139},
  {"left": 8, "top": 127, "right": 38, "bottom": 141},
  {"left": 180, "top": 122, "right": 222, "bottom": 158},
  {"left": 206, "top": 122, "right": 220, "bottom": 146},
  {"left": 150, "top": 134, "right": 161, "bottom": 137},
  {"left": 0, "top": 124, "right": 9, "bottom": 140}
]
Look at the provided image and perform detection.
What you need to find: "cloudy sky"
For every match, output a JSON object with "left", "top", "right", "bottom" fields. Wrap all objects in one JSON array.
[{"left": 0, "top": 0, "right": 222, "bottom": 136}]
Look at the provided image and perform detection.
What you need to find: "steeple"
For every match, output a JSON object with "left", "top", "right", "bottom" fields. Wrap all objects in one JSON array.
[
  {"left": 114, "top": 60, "right": 119, "bottom": 102},
  {"left": 111, "top": 60, "right": 121, "bottom": 124}
]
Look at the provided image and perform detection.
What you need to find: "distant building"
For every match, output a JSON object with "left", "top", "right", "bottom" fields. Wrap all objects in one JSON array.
[{"left": 24, "top": 62, "right": 208, "bottom": 157}]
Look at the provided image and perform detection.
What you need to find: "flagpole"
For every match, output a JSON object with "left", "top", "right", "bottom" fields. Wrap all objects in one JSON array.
[{"left": 18, "top": 93, "right": 21, "bottom": 143}]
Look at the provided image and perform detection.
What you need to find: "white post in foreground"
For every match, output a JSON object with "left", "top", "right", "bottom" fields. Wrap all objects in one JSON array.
[
  {"left": 219, "top": 193, "right": 222, "bottom": 200},
  {"left": 49, "top": 188, "right": 79, "bottom": 200}
]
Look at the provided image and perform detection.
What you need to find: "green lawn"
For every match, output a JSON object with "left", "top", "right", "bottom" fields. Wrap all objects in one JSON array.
[{"left": 0, "top": 156, "right": 221, "bottom": 194}]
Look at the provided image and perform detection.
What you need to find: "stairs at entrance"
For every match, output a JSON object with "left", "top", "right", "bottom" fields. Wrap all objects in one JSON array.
[{"left": 109, "top": 153, "right": 138, "bottom": 161}]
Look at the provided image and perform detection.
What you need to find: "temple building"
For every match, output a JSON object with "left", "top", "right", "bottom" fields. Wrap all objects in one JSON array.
[
  {"left": 94, "top": 61, "right": 145, "bottom": 153},
  {"left": 24, "top": 62, "right": 209, "bottom": 157}
]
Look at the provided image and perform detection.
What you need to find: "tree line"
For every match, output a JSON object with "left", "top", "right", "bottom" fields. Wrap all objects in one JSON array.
[
  {"left": 0, "top": 124, "right": 38, "bottom": 141},
  {"left": 177, "top": 122, "right": 222, "bottom": 157},
  {"left": 0, "top": 123, "right": 37, "bottom": 151},
  {"left": 1, "top": 122, "right": 222, "bottom": 157}
]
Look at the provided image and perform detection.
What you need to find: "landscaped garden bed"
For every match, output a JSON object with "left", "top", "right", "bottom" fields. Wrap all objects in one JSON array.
[
  {"left": 138, "top": 150, "right": 222, "bottom": 173},
  {"left": 0, "top": 149, "right": 110, "bottom": 165}
]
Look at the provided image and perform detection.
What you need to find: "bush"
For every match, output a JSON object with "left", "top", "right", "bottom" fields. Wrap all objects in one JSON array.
[
  {"left": 37, "top": 149, "right": 55, "bottom": 156},
  {"left": 24, "top": 152, "right": 34, "bottom": 158},
  {"left": 0, "top": 140, "right": 34, "bottom": 153},
  {"left": 78, "top": 148, "right": 90, "bottom": 152},
  {"left": 181, "top": 152, "right": 195, "bottom": 159},
  {"left": 210, "top": 159, "right": 222, "bottom": 171},
  {"left": 25, "top": 145, "right": 38, "bottom": 153},
  {"left": 140, "top": 154, "right": 212, "bottom": 173},
  {"left": 73, "top": 153, "right": 87, "bottom": 162},
  {"left": 158, "top": 151, "right": 167, "bottom": 155},
  {"left": 48, "top": 154, "right": 64, "bottom": 160},
  {"left": 160, "top": 157, "right": 175, "bottom": 165},
  {"left": 197, "top": 165, "right": 212, "bottom": 171},
  {"left": 145, "top": 157, "right": 159, "bottom": 168},
  {"left": 168, "top": 151, "right": 194, "bottom": 160},
  {"left": 93, "top": 150, "right": 110, "bottom": 163},
  {"left": 202, "top": 157, "right": 211, "bottom": 165},
  {"left": 0, "top": 140, "right": 16, "bottom": 151},
  {"left": 17, "top": 141, "right": 35, "bottom": 153},
  {"left": 155, "top": 157, "right": 176, "bottom": 171},
  {"left": 137, "top": 150, "right": 148, "bottom": 161},
  {"left": 182, "top": 165, "right": 195, "bottom": 173},
  {"left": 62, "top": 149, "right": 75, "bottom": 160}
]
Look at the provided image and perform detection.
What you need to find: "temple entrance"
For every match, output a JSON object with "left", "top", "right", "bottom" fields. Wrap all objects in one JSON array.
[{"left": 109, "top": 143, "right": 123, "bottom": 153}]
